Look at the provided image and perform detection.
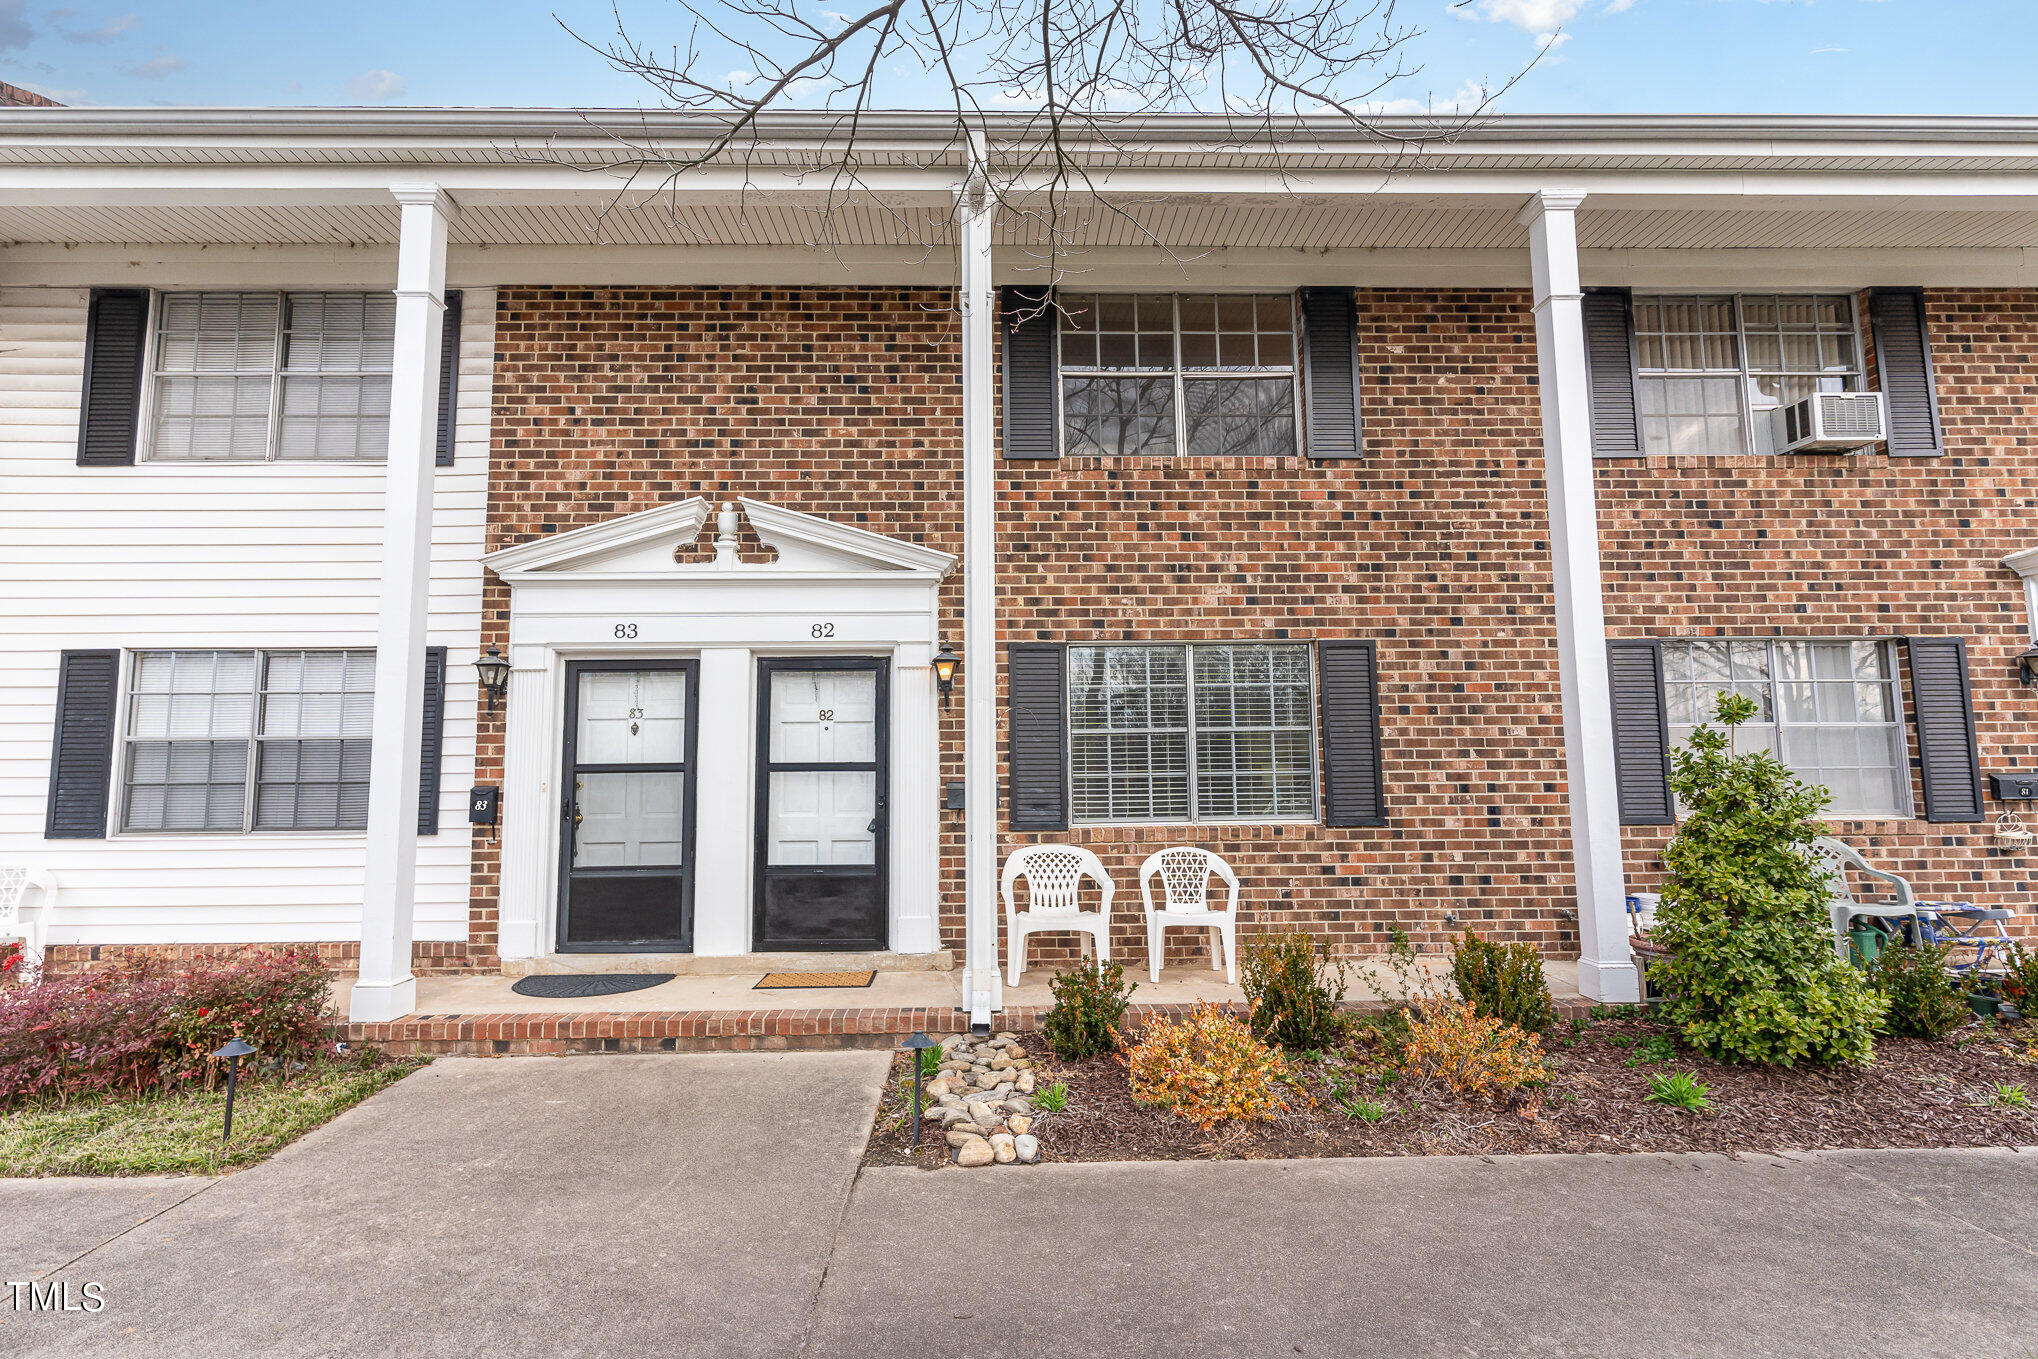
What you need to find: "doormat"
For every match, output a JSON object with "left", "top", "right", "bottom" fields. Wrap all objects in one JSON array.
[
  {"left": 753, "top": 971, "right": 877, "bottom": 990},
  {"left": 510, "top": 973, "right": 675, "bottom": 999}
]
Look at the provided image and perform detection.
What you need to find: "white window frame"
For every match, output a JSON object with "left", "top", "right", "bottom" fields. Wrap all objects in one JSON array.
[
  {"left": 1055, "top": 293, "right": 1303, "bottom": 459},
  {"left": 138, "top": 289, "right": 396, "bottom": 465},
  {"left": 115, "top": 647, "right": 378, "bottom": 836},
  {"left": 1065, "top": 640, "right": 1320, "bottom": 826},
  {"left": 1661, "top": 636, "right": 1914, "bottom": 821},
  {"left": 1632, "top": 292, "right": 1869, "bottom": 456}
]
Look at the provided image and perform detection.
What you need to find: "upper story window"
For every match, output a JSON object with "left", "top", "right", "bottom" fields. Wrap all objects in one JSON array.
[
  {"left": 1058, "top": 294, "right": 1297, "bottom": 458},
  {"left": 1633, "top": 294, "right": 1862, "bottom": 455},
  {"left": 121, "top": 648, "right": 377, "bottom": 832},
  {"left": 148, "top": 291, "right": 395, "bottom": 462},
  {"left": 1662, "top": 638, "right": 1908, "bottom": 819},
  {"left": 1067, "top": 642, "right": 1316, "bottom": 823}
]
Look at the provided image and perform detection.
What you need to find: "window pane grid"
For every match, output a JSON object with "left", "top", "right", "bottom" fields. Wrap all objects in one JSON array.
[
  {"left": 123, "top": 648, "right": 377, "bottom": 832},
  {"left": 1634, "top": 293, "right": 1861, "bottom": 456},
  {"left": 150, "top": 291, "right": 395, "bottom": 463},
  {"left": 1060, "top": 293, "right": 1295, "bottom": 458},
  {"left": 1663, "top": 638, "right": 1907, "bottom": 818},
  {"left": 1069, "top": 643, "right": 1314, "bottom": 823}
]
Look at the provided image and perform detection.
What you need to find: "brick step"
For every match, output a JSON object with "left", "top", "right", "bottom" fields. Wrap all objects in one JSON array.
[{"left": 344, "top": 995, "right": 1603, "bottom": 1057}]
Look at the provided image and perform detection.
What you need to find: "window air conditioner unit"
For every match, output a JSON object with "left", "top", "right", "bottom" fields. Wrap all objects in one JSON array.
[{"left": 1769, "top": 391, "right": 1886, "bottom": 453}]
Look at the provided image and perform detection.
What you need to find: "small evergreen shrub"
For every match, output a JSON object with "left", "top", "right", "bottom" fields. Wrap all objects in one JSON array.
[
  {"left": 1041, "top": 957, "right": 1134, "bottom": 1059},
  {"left": 1866, "top": 940, "right": 1969, "bottom": 1040},
  {"left": 1240, "top": 932, "right": 1348, "bottom": 1050},
  {"left": 1448, "top": 929, "right": 1556, "bottom": 1033},
  {"left": 1400, "top": 998, "right": 1549, "bottom": 1099},
  {"left": 1124, "top": 1002, "right": 1292, "bottom": 1129},
  {"left": 1650, "top": 692, "right": 1884, "bottom": 1066}
]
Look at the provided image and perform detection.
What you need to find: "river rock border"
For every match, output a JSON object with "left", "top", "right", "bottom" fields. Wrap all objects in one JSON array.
[{"left": 925, "top": 1032, "right": 1042, "bottom": 1166}]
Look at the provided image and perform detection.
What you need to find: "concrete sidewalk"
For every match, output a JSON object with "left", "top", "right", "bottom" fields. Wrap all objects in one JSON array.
[{"left": 1, "top": 1053, "right": 2033, "bottom": 1358}]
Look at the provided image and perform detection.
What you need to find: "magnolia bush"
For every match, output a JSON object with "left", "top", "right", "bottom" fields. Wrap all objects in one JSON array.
[{"left": 1651, "top": 692, "right": 1884, "bottom": 1065}]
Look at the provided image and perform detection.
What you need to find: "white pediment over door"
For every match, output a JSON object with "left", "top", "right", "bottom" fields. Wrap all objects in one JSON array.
[{"left": 483, "top": 495, "right": 957, "bottom": 584}]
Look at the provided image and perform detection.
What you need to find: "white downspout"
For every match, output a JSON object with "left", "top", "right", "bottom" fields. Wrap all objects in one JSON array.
[{"left": 958, "top": 136, "right": 1002, "bottom": 1031}]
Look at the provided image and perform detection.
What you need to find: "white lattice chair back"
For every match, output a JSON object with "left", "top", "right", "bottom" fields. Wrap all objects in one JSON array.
[
  {"left": 1002, "top": 844, "right": 1108, "bottom": 915},
  {"left": 1808, "top": 838, "right": 1856, "bottom": 909},
  {"left": 0, "top": 865, "right": 26, "bottom": 929},
  {"left": 1148, "top": 847, "right": 1232, "bottom": 912}
]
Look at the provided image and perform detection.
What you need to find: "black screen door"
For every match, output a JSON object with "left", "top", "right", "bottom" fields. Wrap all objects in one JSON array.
[
  {"left": 753, "top": 657, "right": 888, "bottom": 951},
  {"left": 558, "top": 660, "right": 699, "bottom": 952}
]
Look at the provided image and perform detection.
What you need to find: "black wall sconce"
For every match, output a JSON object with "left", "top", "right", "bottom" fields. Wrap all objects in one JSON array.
[
  {"left": 933, "top": 640, "right": 960, "bottom": 708},
  {"left": 2021, "top": 644, "right": 2038, "bottom": 689},
  {"left": 474, "top": 646, "right": 512, "bottom": 712}
]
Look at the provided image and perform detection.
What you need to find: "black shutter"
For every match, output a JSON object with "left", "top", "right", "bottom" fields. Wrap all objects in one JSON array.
[
  {"left": 1317, "top": 640, "right": 1386, "bottom": 827},
  {"left": 1870, "top": 289, "right": 1945, "bottom": 457},
  {"left": 1905, "top": 637, "right": 1983, "bottom": 823},
  {"left": 1608, "top": 640, "right": 1674, "bottom": 825},
  {"left": 45, "top": 649, "right": 120, "bottom": 838},
  {"left": 1007, "top": 644, "right": 1068, "bottom": 830},
  {"left": 76, "top": 289, "right": 148, "bottom": 467},
  {"left": 1299, "top": 286, "right": 1362, "bottom": 460},
  {"left": 1000, "top": 287, "right": 1058, "bottom": 460},
  {"left": 417, "top": 646, "right": 447, "bottom": 835},
  {"left": 434, "top": 291, "right": 463, "bottom": 467},
  {"left": 1583, "top": 288, "right": 1644, "bottom": 458}
]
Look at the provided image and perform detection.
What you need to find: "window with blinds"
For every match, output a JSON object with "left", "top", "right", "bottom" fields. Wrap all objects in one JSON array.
[
  {"left": 122, "top": 649, "right": 376, "bottom": 832},
  {"left": 148, "top": 291, "right": 395, "bottom": 462},
  {"left": 1632, "top": 294, "right": 1863, "bottom": 455},
  {"left": 1067, "top": 643, "right": 1316, "bottom": 823}
]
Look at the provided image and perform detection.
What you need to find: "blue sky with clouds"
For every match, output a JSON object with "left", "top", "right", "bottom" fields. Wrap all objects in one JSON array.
[{"left": 4, "top": 0, "right": 2032, "bottom": 114}]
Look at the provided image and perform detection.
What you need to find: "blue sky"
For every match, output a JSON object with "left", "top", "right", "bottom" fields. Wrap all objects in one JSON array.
[{"left": 5, "top": 0, "right": 2033, "bottom": 114}]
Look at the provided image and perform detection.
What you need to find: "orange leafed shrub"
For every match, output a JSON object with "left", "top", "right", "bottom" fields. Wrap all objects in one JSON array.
[
  {"left": 1401, "top": 998, "right": 1549, "bottom": 1099},
  {"left": 1124, "top": 1002, "right": 1293, "bottom": 1129}
]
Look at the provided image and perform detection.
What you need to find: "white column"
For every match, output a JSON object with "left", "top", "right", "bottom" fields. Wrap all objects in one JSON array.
[
  {"left": 890, "top": 642, "right": 942, "bottom": 954},
  {"left": 351, "top": 185, "right": 454, "bottom": 1023},
  {"left": 1521, "top": 190, "right": 1639, "bottom": 1004},
  {"left": 958, "top": 153, "right": 1002, "bottom": 1027},
  {"left": 495, "top": 648, "right": 553, "bottom": 962},
  {"left": 691, "top": 646, "right": 754, "bottom": 956}
]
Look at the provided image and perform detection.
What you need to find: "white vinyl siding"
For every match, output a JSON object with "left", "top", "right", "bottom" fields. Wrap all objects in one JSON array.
[
  {"left": 1663, "top": 638, "right": 1909, "bottom": 819},
  {"left": 1068, "top": 643, "right": 1316, "bottom": 824},
  {"left": 149, "top": 290, "right": 395, "bottom": 463},
  {"left": 0, "top": 278, "right": 496, "bottom": 947}
]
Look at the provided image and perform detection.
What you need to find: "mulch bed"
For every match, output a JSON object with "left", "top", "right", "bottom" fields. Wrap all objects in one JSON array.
[{"left": 864, "top": 1011, "right": 2038, "bottom": 1167}]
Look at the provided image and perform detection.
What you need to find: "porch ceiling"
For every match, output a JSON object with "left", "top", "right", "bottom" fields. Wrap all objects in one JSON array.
[{"left": 5, "top": 196, "right": 2038, "bottom": 252}]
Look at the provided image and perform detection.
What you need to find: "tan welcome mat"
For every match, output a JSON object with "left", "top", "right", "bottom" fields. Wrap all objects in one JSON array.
[{"left": 753, "top": 971, "right": 877, "bottom": 990}]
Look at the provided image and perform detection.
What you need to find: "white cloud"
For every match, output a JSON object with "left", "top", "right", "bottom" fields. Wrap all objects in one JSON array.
[
  {"left": 125, "top": 49, "right": 183, "bottom": 78},
  {"left": 345, "top": 68, "right": 406, "bottom": 101},
  {"left": 21, "top": 79, "right": 85, "bottom": 101},
  {"left": 1812, "top": 45, "right": 1849, "bottom": 54},
  {"left": 1536, "top": 30, "right": 1573, "bottom": 49},
  {"left": 1469, "top": 0, "right": 1586, "bottom": 32},
  {"left": 0, "top": 0, "right": 33, "bottom": 50},
  {"left": 51, "top": 9, "right": 137, "bottom": 43},
  {"left": 723, "top": 69, "right": 756, "bottom": 89},
  {"left": 1604, "top": 0, "right": 1637, "bottom": 11},
  {"left": 1364, "top": 79, "right": 1497, "bottom": 118}
]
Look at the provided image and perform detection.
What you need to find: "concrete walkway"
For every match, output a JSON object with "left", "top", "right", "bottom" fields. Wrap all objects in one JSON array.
[{"left": 1, "top": 1055, "right": 2033, "bottom": 1358}]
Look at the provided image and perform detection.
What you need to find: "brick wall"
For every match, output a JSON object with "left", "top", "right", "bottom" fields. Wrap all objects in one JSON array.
[
  {"left": 475, "top": 283, "right": 2038, "bottom": 971},
  {"left": 1602, "top": 287, "right": 2038, "bottom": 922}
]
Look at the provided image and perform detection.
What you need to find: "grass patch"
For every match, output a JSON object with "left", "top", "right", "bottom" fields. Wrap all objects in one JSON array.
[{"left": 0, "top": 1058, "right": 423, "bottom": 1177}]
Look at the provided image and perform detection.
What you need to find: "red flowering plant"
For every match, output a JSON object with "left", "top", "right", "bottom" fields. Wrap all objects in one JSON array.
[
  {"left": 0, "top": 948, "right": 336, "bottom": 1108},
  {"left": 0, "top": 941, "right": 21, "bottom": 978}
]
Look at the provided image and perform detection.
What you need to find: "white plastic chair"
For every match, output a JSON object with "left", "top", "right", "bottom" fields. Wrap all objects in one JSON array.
[
  {"left": 1001, "top": 845, "right": 1115, "bottom": 986},
  {"left": 0, "top": 864, "right": 55, "bottom": 983},
  {"left": 1138, "top": 847, "right": 1240, "bottom": 985},
  {"left": 1810, "top": 836, "right": 1922, "bottom": 960}
]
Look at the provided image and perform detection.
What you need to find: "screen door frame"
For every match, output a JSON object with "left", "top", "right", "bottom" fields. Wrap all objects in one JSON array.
[
  {"left": 556, "top": 658, "right": 701, "bottom": 954},
  {"left": 751, "top": 655, "right": 890, "bottom": 952}
]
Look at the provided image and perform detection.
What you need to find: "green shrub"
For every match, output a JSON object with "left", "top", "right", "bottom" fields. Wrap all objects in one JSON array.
[
  {"left": 1041, "top": 957, "right": 1134, "bottom": 1059},
  {"left": 1240, "top": 933, "right": 1349, "bottom": 1050},
  {"left": 1866, "top": 940, "right": 1969, "bottom": 1040},
  {"left": 1649, "top": 692, "right": 1884, "bottom": 1066},
  {"left": 1447, "top": 929, "right": 1556, "bottom": 1033}
]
